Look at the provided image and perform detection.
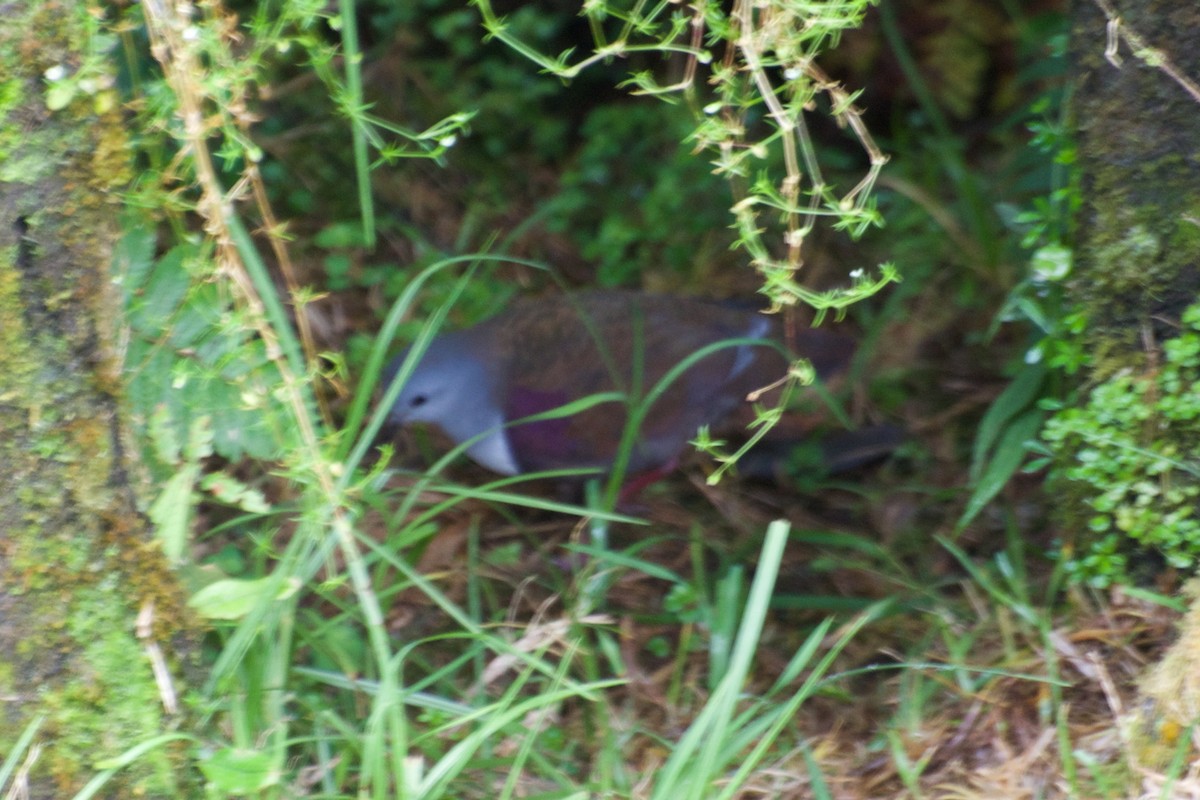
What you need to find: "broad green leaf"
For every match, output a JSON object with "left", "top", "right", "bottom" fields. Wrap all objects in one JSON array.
[
  {"left": 188, "top": 576, "right": 300, "bottom": 620},
  {"left": 959, "top": 409, "right": 1044, "bottom": 530},
  {"left": 970, "top": 363, "right": 1046, "bottom": 483}
]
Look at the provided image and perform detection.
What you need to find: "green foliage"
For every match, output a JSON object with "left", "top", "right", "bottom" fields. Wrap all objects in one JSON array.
[
  {"left": 990, "top": 20, "right": 1181, "bottom": 588},
  {"left": 958, "top": 10, "right": 1078, "bottom": 530},
  {"left": 1041, "top": 303, "right": 1200, "bottom": 585},
  {"left": 99, "top": 0, "right": 983, "bottom": 795},
  {"left": 368, "top": 0, "right": 579, "bottom": 160},
  {"left": 115, "top": 226, "right": 291, "bottom": 468},
  {"left": 1000, "top": 71, "right": 1085, "bottom": 375},
  {"left": 472, "top": 0, "right": 896, "bottom": 312},
  {"left": 958, "top": 367, "right": 1046, "bottom": 531},
  {"left": 545, "top": 103, "right": 733, "bottom": 285}
]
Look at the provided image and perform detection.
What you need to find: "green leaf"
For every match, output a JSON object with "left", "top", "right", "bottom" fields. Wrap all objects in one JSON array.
[
  {"left": 149, "top": 464, "right": 200, "bottom": 564},
  {"left": 1031, "top": 243, "right": 1072, "bottom": 281},
  {"left": 200, "top": 472, "right": 270, "bottom": 514},
  {"left": 112, "top": 221, "right": 157, "bottom": 307},
  {"left": 197, "top": 747, "right": 279, "bottom": 793},
  {"left": 45, "top": 79, "right": 76, "bottom": 111},
  {"left": 128, "top": 244, "right": 193, "bottom": 333},
  {"left": 970, "top": 363, "right": 1046, "bottom": 483},
  {"left": 121, "top": 240, "right": 288, "bottom": 466},
  {"left": 959, "top": 409, "right": 1045, "bottom": 530},
  {"left": 189, "top": 576, "right": 300, "bottom": 620}
]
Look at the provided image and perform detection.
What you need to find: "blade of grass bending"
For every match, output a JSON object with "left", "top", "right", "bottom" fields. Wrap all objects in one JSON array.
[
  {"left": 0, "top": 714, "right": 44, "bottom": 792},
  {"left": 649, "top": 519, "right": 787, "bottom": 799},
  {"left": 716, "top": 606, "right": 882, "bottom": 800},
  {"left": 340, "top": 255, "right": 479, "bottom": 468}
]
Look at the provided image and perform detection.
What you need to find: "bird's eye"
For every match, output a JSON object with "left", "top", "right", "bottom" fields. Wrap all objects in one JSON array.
[{"left": 410, "top": 394, "right": 428, "bottom": 408}]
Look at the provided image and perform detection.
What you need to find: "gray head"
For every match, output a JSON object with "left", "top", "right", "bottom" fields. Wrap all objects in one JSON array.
[
  {"left": 386, "top": 332, "right": 488, "bottom": 424},
  {"left": 384, "top": 332, "right": 520, "bottom": 475}
]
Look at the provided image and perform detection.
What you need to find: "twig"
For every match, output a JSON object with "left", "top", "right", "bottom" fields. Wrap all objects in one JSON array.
[{"left": 1092, "top": 0, "right": 1200, "bottom": 105}]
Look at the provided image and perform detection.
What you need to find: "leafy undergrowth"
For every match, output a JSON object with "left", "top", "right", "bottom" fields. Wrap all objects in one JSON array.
[
  {"left": 337, "top": 425, "right": 1181, "bottom": 799},
  {"left": 66, "top": 1, "right": 1199, "bottom": 797}
]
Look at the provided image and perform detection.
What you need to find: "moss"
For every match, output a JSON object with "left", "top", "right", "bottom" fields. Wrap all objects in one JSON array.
[
  {"left": 0, "top": 248, "right": 31, "bottom": 387},
  {"left": 1070, "top": 4, "right": 1200, "bottom": 377},
  {"left": 0, "top": 2, "right": 196, "bottom": 796},
  {"left": 36, "top": 583, "right": 180, "bottom": 795},
  {"left": 1087, "top": 223, "right": 1162, "bottom": 292},
  {"left": 1139, "top": 579, "right": 1200, "bottom": 764},
  {"left": 1169, "top": 203, "right": 1200, "bottom": 253}
]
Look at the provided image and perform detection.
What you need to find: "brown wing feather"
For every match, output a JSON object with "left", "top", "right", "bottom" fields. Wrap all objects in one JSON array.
[{"left": 488, "top": 291, "right": 788, "bottom": 471}]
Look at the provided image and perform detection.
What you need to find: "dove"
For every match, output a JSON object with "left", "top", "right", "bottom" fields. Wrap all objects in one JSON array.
[{"left": 384, "top": 290, "right": 854, "bottom": 478}]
